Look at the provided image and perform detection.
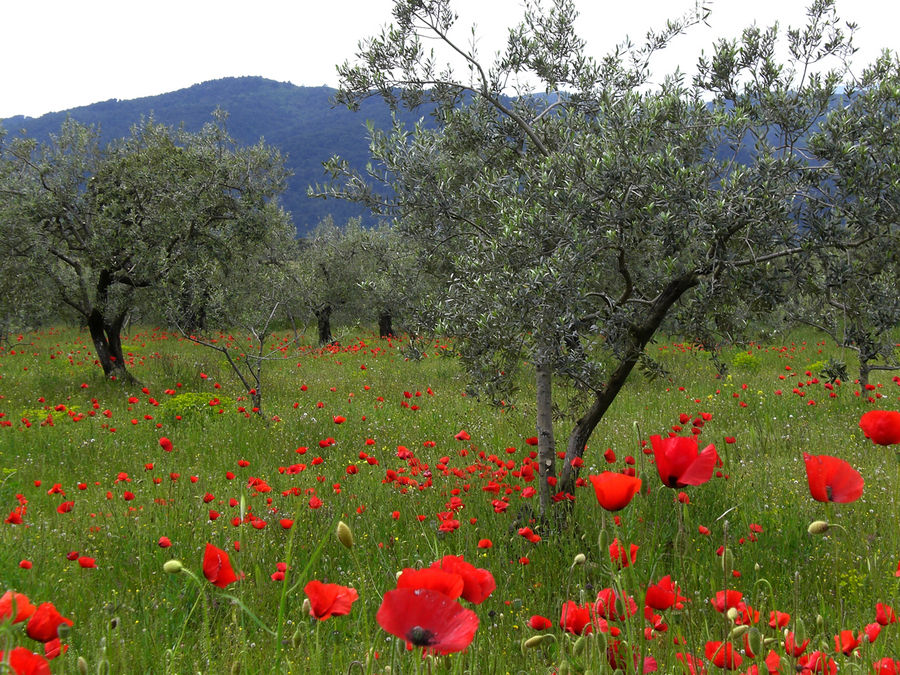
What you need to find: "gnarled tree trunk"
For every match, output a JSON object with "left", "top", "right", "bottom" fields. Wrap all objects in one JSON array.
[{"left": 559, "top": 272, "right": 699, "bottom": 494}]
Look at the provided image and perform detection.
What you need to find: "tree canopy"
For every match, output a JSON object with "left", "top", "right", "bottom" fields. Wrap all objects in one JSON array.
[
  {"left": 0, "top": 112, "right": 294, "bottom": 380},
  {"left": 321, "top": 0, "right": 900, "bottom": 517}
]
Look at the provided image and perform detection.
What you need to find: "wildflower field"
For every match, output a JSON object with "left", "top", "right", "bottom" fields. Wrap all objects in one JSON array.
[{"left": 1, "top": 326, "right": 898, "bottom": 674}]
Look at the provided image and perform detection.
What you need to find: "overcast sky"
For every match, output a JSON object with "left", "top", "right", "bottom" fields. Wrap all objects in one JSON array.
[{"left": 2, "top": 0, "right": 897, "bottom": 119}]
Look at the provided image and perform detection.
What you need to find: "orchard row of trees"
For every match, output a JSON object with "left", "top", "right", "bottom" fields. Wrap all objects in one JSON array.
[
  {"left": 0, "top": 114, "right": 421, "bottom": 383},
  {"left": 320, "top": 0, "right": 900, "bottom": 515},
  {"left": 2, "top": 0, "right": 899, "bottom": 519}
]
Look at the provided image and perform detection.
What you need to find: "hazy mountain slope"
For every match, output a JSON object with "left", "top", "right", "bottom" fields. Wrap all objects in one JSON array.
[{"left": 2, "top": 77, "right": 428, "bottom": 235}]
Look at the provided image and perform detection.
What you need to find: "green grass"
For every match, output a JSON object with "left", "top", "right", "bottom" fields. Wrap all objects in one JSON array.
[{"left": 0, "top": 326, "right": 898, "bottom": 673}]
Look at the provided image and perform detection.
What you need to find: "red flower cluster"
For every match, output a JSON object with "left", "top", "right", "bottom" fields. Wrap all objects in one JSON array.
[
  {"left": 376, "top": 554, "right": 492, "bottom": 654},
  {"left": 0, "top": 590, "right": 71, "bottom": 671}
]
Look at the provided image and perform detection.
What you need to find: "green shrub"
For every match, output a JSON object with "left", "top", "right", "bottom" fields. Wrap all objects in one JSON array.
[
  {"left": 158, "top": 391, "right": 235, "bottom": 420},
  {"left": 730, "top": 351, "right": 760, "bottom": 371}
]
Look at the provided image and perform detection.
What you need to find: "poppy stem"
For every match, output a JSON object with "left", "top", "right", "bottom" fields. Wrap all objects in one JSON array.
[
  {"left": 348, "top": 546, "right": 374, "bottom": 669},
  {"left": 274, "top": 517, "right": 298, "bottom": 668},
  {"left": 169, "top": 584, "right": 203, "bottom": 666}
]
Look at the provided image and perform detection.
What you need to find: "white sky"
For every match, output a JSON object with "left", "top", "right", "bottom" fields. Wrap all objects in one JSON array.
[{"left": 2, "top": 0, "right": 897, "bottom": 119}]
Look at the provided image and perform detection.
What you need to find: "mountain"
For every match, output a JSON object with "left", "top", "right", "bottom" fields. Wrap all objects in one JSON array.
[{"left": 1, "top": 77, "right": 428, "bottom": 236}]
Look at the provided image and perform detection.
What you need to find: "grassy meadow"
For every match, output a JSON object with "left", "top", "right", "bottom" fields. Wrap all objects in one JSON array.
[{"left": 1, "top": 325, "right": 898, "bottom": 673}]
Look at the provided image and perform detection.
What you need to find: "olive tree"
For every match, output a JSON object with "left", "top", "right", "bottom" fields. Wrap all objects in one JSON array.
[
  {"left": 794, "top": 53, "right": 900, "bottom": 386},
  {"left": 0, "top": 113, "right": 292, "bottom": 381},
  {"left": 289, "top": 217, "right": 423, "bottom": 343},
  {"left": 320, "top": 0, "right": 892, "bottom": 517}
]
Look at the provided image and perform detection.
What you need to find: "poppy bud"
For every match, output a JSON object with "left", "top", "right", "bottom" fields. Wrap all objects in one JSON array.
[
  {"left": 729, "top": 624, "right": 749, "bottom": 639},
  {"left": 558, "top": 661, "right": 571, "bottom": 675},
  {"left": 163, "top": 559, "right": 183, "bottom": 574},
  {"left": 726, "top": 607, "right": 739, "bottom": 622},
  {"left": 522, "top": 635, "right": 545, "bottom": 653},
  {"left": 808, "top": 520, "right": 830, "bottom": 534},
  {"left": 77, "top": 657, "right": 89, "bottom": 675},
  {"left": 337, "top": 520, "right": 354, "bottom": 549},
  {"left": 597, "top": 529, "right": 609, "bottom": 557},
  {"left": 816, "top": 614, "right": 824, "bottom": 632},
  {"left": 747, "top": 627, "right": 763, "bottom": 656},
  {"left": 721, "top": 547, "right": 734, "bottom": 572},
  {"left": 572, "top": 553, "right": 586, "bottom": 566},
  {"left": 794, "top": 618, "right": 807, "bottom": 644},
  {"left": 573, "top": 635, "right": 588, "bottom": 656},
  {"left": 291, "top": 627, "right": 302, "bottom": 648},
  {"left": 302, "top": 598, "right": 311, "bottom": 615}
]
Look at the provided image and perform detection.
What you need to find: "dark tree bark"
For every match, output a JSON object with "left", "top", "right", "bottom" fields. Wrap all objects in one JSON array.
[
  {"left": 378, "top": 311, "right": 393, "bottom": 338},
  {"left": 535, "top": 358, "right": 556, "bottom": 518},
  {"left": 87, "top": 309, "right": 130, "bottom": 380},
  {"left": 85, "top": 269, "right": 134, "bottom": 381},
  {"left": 316, "top": 305, "right": 334, "bottom": 345}
]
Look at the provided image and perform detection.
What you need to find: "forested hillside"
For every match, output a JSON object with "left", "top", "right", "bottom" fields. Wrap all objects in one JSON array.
[{"left": 1, "top": 77, "right": 427, "bottom": 235}]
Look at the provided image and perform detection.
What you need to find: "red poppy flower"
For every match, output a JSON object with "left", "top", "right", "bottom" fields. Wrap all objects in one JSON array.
[
  {"left": 608, "top": 539, "right": 639, "bottom": 568},
  {"left": 802, "top": 453, "right": 864, "bottom": 503},
  {"left": 864, "top": 622, "right": 882, "bottom": 643},
  {"left": 859, "top": 410, "right": 900, "bottom": 445},
  {"left": 0, "top": 591, "right": 36, "bottom": 623},
  {"left": 589, "top": 472, "right": 642, "bottom": 511},
  {"left": 202, "top": 543, "right": 239, "bottom": 588},
  {"left": 25, "top": 602, "right": 73, "bottom": 642},
  {"left": 594, "top": 588, "right": 638, "bottom": 620},
  {"left": 873, "top": 658, "right": 900, "bottom": 675},
  {"left": 704, "top": 641, "right": 742, "bottom": 669},
  {"left": 0, "top": 647, "right": 51, "bottom": 675},
  {"left": 528, "top": 614, "right": 553, "bottom": 630},
  {"left": 677, "top": 652, "right": 707, "bottom": 675},
  {"left": 477, "top": 538, "right": 492, "bottom": 548},
  {"left": 454, "top": 430, "right": 470, "bottom": 441},
  {"left": 396, "top": 568, "right": 464, "bottom": 600},
  {"left": 303, "top": 580, "right": 359, "bottom": 620},
  {"left": 764, "top": 649, "right": 783, "bottom": 674},
  {"left": 649, "top": 435, "right": 718, "bottom": 488},
  {"left": 429, "top": 555, "right": 494, "bottom": 604},
  {"left": 710, "top": 590, "right": 743, "bottom": 613},
  {"left": 376, "top": 588, "right": 478, "bottom": 654},
  {"left": 644, "top": 575, "right": 686, "bottom": 611},
  {"left": 833, "top": 629, "right": 861, "bottom": 655},
  {"left": 799, "top": 651, "right": 836, "bottom": 675},
  {"left": 77, "top": 556, "right": 96, "bottom": 568},
  {"left": 876, "top": 602, "right": 897, "bottom": 625},
  {"left": 769, "top": 610, "right": 790, "bottom": 629},
  {"left": 560, "top": 600, "right": 594, "bottom": 635},
  {"left": 43, "top": 638, "right": 67, "bottom": 661},
  {"left": 784, "top": 631, "right": 809, "bottom": 657},
  {"left": 159, "top": 437, "right": 174, "bottom": 452}
]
